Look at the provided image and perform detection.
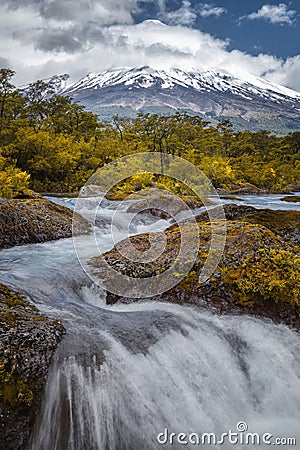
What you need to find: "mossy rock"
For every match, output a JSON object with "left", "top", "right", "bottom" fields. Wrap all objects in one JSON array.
[
  {"left": 13, "top": 189, "right": 42, "bottom": 200},
  {"left": 105, "top": 191, "right": 130, "bottom": 201},
  {"left": 91, "top": 206, "right": 300, "bottom": 330},
  {"left": 280, "top": 195, "right": 300, "bottom": 203},
  {"left": 218, "top": 183, "right": 263, "bottom": 195},
  {"left": 195, "top": 204, "right": 300, "bottom": 246},
  {"left": 0, "top": 284, "right": 65, "bottom": 450},
  {"left": 243, "top": 209, "right": 300, "bottom": 246},
  {"left": 0, "top": 197, "right": 90, "bottom": 249},
  {"left": 118, "top": 187, "right": 214, "bottom": 219},
  {"left": 107, "top": 187, "right": 214, "bottom": 207},
  {"left": 220, "top": 195, "right": 244, "bottom": 201}
]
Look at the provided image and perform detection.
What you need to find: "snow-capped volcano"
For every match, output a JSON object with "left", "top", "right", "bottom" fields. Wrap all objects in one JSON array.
[
  {"left": 23, "top": 66, "right": 300, "bottom": 132},
  {"left": 65, "top": 66, "right": 300, "bottom": 104}
]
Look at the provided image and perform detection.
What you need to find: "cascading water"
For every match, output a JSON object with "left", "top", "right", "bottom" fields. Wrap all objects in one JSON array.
[
  {"left": 0, "top": 195, "right": 299, "bottom": 450},
  {"left": 30, "top": 304, "right": 300, "bottom": 450}
]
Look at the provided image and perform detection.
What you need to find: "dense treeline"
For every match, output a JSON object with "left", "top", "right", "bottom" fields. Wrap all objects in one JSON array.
[{"left": 0, "top": 68, "right": 299, "bottom": 197}]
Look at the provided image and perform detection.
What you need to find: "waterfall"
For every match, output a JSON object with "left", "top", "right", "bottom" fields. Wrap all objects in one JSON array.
[
  {"left": 0, "top": 196, "right": 299, "bottom": 450},
  {"left": 30, "top": 299, "right": 300, "bottom": 450}
]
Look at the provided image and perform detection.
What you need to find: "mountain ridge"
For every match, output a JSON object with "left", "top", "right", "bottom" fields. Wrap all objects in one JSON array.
[
  {"left": 21, "top": 66, "right": 300, "bottom": 133},
  {"left": 63, "top": 66, "right": 300, "bottom": 101}
]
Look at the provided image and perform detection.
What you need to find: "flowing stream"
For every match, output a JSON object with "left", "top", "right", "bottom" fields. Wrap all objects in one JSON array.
[{"left": 0, "top": 195, "right": 300, "bottom": 450}]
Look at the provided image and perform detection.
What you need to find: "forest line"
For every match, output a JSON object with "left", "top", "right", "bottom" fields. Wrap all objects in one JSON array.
[{"left": 0, "top": 68, "right": 299, "bottom": 197}]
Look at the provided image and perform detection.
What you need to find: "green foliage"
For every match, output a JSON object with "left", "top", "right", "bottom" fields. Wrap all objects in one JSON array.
[
  {"left": 0, "top": 68, "right": 299, "bottom": 195},
  {"left": 197, "top": 155, "right": 236, "bottom": 188},
  {"left": 123, "top": 172, "right": 155, "bottom": 192},
  {"left": 223, "top": 248, "right": 300, "bottom": 308},
  {"left": 0, "top": 151, "right": 30, "bottom": 198}
]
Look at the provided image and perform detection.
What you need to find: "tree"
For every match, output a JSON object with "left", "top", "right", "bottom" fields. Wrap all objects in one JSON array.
[
  {"left": 0, "top": 150, "right": 30, "bottom": 198},
  {"left": 0, "top": 69, "right": 16, "bottom": 120}
]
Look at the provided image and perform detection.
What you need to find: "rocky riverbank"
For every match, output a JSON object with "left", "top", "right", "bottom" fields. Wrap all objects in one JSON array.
[
  {"left": 90, "top": 204, "right": 300, "bottom": 330},
  {"left": 0, "top": 196, "right": 89, "bottom": 249},
  {"left": 281, "top": 195, "right": 300, "bottom": 203},
  {"left": 126, "top": 187, "right": 214, "bottom": 219},
  {"left": 194, "top": 204, "right": 300, "bottom": 246},
  {"left": 0, "top": 284, "right": 65, "bottom": 450},
  {"left": 217, "top": 183, "right": 298, "bottom": 196},
  {"left": 0, "top": 193, "right": 90, "bottom": 447}
]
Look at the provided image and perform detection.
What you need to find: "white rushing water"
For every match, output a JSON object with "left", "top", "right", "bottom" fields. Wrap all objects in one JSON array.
[
  {"left": 0, "top": 195, "right": 299, "bottom": 450},
  {"left": 30, "top": 305, "right": 300, "bottom": 450}
]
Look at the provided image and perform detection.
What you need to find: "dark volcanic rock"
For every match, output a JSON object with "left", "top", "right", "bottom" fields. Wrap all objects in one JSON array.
[
  {"left": 90, "top": 205, "right": 300, "bottom": 330},
  {"left": 0, "top": 197, "right": 90, "bottom": 249},
  {"left": 217, "top": 185, "right": 264, "bottom": 195},
  {"left": 0, "top": 284, "right": 65, "bottom": 450},
  {"left": 242, "top": 208, "right": 300, "bottom": 246},
  {"left": 281, "top": 195, "right": 300, "bottom": 203},
  {"left": 195, "top": 204, "right": 257, "bottom": 222},
  {"left": 126, "top": 188, "right": 213, "bottom": 220},
  {"left": 13, "top": 189, "right": 43, "bottom": 200},
  {"left": 195, "top": 204, "right": 300, "bottom": 246}
]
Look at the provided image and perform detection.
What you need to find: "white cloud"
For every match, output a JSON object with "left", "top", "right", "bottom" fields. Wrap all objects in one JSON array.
[
  {"left": 245, "top": 3, "right": 296, "bottom": 25},
  {"left": 0, "top": 3, "right": 299, "bottom": 93},
  {"left": 266, "top": 55, "right": 300, "bottom": 91},
  {"left": 158, "top": 1, "right": 226, "bottom": 25},
  {"left": 198, "top": 3, "right": 227, "bottom": 18},
  {"left": 4, "top": 0, "right": 139, "bottom": 25},
  {"left": 158, "top": 0, "right": 197, "bottom": 26}
]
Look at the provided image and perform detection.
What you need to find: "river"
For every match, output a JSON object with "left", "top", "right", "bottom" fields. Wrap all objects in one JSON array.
[{"left": 0, "top": 194, "right": 299, "bottom": 450}]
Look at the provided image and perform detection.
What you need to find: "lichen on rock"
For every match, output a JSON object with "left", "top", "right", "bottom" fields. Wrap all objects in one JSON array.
[
  {"left": 118, "top": 187, "right": 214, "bottom": 219},
  {"left": 195, "top": 204, "right": 300, "bottom": 246},
  {"left": 0, "top": 197, "right": 90, "bottom": 249},
  {"left": 280, "top": 195, "right": 300, "bottom": 203},
  {"left": 0, "top": 283, "right": 65, "bottom": 450},
  {"left": 90, "top": 205, "right": 300, "bottom": 330}
]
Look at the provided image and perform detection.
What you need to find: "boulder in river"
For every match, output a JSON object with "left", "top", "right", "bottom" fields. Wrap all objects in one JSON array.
[
  {"left": 280, "top": 195, "right": 300, "bottom": 203},
  {"left": 0, "top": 197, "right": 90, "bottom": 249},
  {"left": 195, "top": 204, "right": 300, "bottom": 246},
  {"left": 126, "top": 188, "right": 214, "bottom": 219},
  {"left": 90, "top": 205, "right": 300, "bottom": 330}
]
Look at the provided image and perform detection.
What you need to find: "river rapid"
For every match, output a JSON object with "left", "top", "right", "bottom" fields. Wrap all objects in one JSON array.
[{"left": 0, "top": 194, "right": 299, "bottom": 450}]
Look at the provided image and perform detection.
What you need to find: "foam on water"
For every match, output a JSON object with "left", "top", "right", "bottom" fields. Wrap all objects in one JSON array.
[{"left": 0, "top": 195, "right": 299, "bottom": 450}]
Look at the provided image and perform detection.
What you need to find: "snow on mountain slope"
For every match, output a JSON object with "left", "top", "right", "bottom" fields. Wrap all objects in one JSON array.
[
  {"left": 20, "top": 66, "right": 300, "bottom": 132},
  {"left": 21, "top": 74, "right": 70, "bottom": 97},
  {"left": 63, "top": 66, "right": 300, "bottom": 106}
]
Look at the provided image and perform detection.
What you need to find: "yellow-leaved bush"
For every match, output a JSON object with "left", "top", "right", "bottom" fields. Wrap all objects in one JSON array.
[
  {"left": 0, "top": 153, "right": 30, "bottom": 199},
  {"left": 223, "top": 248, "right": 300, "bottom": 308}
]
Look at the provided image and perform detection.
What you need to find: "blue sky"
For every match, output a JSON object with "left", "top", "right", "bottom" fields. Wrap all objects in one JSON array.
[
  {"left": 0, "top": 0, "right": 299, "bottom": 90},
  {"left": 197, "top": 1, "right": 299, "bottom": 58},
  {"left": 135, "top": 0, "right": 299, "bottom": 58}
]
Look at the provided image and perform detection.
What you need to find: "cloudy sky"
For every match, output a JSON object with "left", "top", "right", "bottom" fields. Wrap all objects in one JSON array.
[{"left": 1, "top": 0, "right": 299, "bottom": 91}]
